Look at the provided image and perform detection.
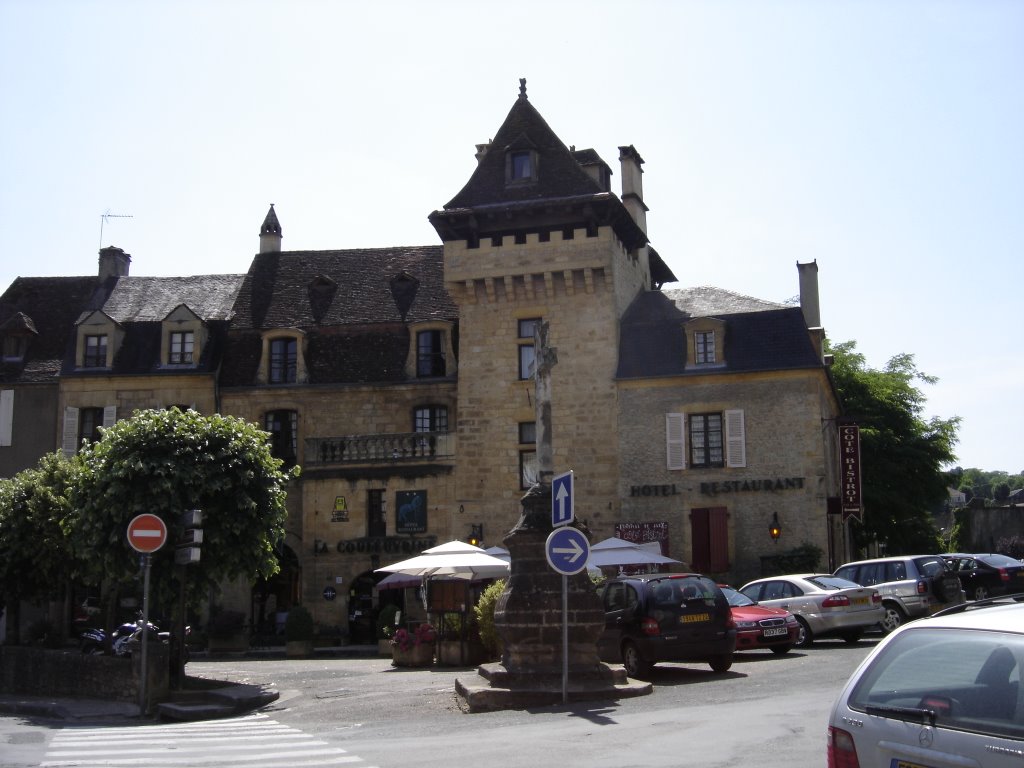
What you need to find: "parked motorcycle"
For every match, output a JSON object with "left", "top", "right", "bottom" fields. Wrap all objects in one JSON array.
[{"left": 79, "top": 614, "right": 168, "bottom": 657}]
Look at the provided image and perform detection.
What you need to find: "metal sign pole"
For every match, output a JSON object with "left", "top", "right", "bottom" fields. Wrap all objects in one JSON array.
[
  {"left": 562, "top": 573, "right": 568, "bottom": 704},
  {"left": 139, "top": 554, "right": 151, "bottom": 714}
]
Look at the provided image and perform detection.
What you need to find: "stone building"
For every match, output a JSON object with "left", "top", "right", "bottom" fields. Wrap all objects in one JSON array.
[{"left": 0, "top": 83, "right": 847, "bottom": 640}]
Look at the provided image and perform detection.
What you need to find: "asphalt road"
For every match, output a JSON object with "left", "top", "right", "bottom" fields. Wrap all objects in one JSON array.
[{"left": 184, "top": 636, "right": 878, "bottom": 768}]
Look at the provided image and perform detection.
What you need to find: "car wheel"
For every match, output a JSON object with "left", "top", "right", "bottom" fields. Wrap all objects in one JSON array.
[
  {"left": 770, "top": 645, "right": 792, "bottom": 656},
  {"left": 709, "top": 654, "right": 733, "bottom": 673},
  {"left": 841, "top": 630, "right": 863, "bottom": 644},
  {"left": 621, "top": 641, "right": 652, "bottom": 678},
  {"left": 880, "top": 603, "right": 905, "bottom": 634},
  {"left": 973, "top": 585, "right": 989, "bottom": 601},
  {"left": 794, "top": 617, "right": 813, "bottom": 648}
]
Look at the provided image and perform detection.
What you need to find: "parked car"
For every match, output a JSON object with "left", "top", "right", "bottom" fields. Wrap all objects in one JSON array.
[
  {"left": 739, "top": 574, "right": 884, "bottom": 647},
  {"left": 719, "top": 585, "right": 800, "bottom": 654},
  {"left": 941, "top": 552, "right": 1024, "bottom": 601},
  {"left": 834, "top": 555, "right": 965, "bottom": 634},
  {"left": 827, "top": 595, "right": 1024, "bottom": 767},
  {"left": 596, "top": 574, "right": 736, "bottom": 678}
]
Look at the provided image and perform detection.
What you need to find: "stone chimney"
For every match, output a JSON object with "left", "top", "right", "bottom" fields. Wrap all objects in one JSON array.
[
  {"left": 475, "top": 139, "right": 492, "bottom": 165},
  {"left": 797, "top": 260, "right": 825, "bottom": 361},
  {"left": 618, "top": 145, "right": 648, "bottom": 236},
  {"left": 98, "top": 246, "right": 131, "bottom": 280},
  {"left": 259, "top": 204, "right": 282, "bottom": 253}
]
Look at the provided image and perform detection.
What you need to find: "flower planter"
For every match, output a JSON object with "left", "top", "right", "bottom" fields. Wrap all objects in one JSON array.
[
  {"left": 378, "top": 639, "right": 393, "bottom": 657},
  {"left": 391, "top": 643, "right": 434, "bottom": 667},
  {"left": 437, "top": 639, "right": 488, "bottom": 666}
]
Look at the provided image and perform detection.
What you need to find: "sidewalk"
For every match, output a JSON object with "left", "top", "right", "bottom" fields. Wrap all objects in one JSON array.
[{"left": 0, "top": 643, "right": 381, "bottom": 723}]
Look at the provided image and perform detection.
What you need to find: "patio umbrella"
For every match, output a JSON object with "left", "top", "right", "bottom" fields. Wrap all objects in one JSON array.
[
  {"left": 375, "top": 540, "right": 510, "bottom": 580},
  {"left": 587, "top": 537, "right": 683, "bottom": 568}
]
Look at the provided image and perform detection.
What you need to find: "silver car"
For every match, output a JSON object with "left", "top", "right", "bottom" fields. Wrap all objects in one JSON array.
[
  {"left": 739, "top": 574, "right": 884, "bottom": 647},
  {"left": 828, "top": 597, "right": 1024, "bottom": 766}
]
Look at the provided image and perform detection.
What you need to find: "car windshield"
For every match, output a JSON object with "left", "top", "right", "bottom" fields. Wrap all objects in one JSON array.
[
  {"left": 847, "top": 627, "right": 1024, "bottom": 739},
  {"left": 807, "top": 575, "right": 860, "bottom": 590},
  {"left": 719, "top": 586, "right": 754, "bottom": 607}
]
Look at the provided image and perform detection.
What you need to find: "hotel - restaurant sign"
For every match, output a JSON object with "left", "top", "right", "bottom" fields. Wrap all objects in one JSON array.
[{"left": 629, "top": 477, "right": 806, "bottom": 498}]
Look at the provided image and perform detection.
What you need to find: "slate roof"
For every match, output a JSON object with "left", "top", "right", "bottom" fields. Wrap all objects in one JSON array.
[
  {"left": 616, "top": 287, "right": 822, "bottom": 379},
  {"left": 0, "top": 276, "right": 99, "bottom": 383},
  {"left": 428, "top": 85, "right": 649, "bottom": 254},
  {"left": 79, "top": 274, "right": 245, "bottom": 323},
  {"left": 63, "top": 274, "right": 245, "bottom": 377},
  {"left": 221, "top": 246, "right": 457, "bottom": 387}
]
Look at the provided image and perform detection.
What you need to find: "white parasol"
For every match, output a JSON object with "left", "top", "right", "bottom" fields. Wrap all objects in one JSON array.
[
  {"left": 587, "top": 537, "right": 683, "bottom": 568},
  {"left": 375, "top": 540, "right": 510, "bottom": 580}
]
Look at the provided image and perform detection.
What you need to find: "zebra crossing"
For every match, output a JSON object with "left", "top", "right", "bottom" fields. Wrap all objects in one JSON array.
[{"left": 40, "top": 712, "right": 376, "bottom": 768}]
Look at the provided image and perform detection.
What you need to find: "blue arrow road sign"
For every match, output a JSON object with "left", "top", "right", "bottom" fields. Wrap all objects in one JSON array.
[
  {"left": 551, "top": 470, "right": 574, "bottom": 527},
  {"left": 545, "top": 526, "right": 590, "bottom": 576}
]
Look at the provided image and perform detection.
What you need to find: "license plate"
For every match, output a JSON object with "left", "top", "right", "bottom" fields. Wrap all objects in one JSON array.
[
  {"left": 891, "top": 761, "right": 934, "bottom": 768},
  {"left": 762, "top": 627, "right": 788, "bottom": 637},
  {"left": 681, "top": 613, "right": 709, "bottom": 624},
  {"left": 852, "top": 597, "right": 869, "bottom": 605}
]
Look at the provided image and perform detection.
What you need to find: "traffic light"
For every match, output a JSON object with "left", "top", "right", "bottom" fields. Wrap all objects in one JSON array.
[{"left": 468, "top": 524, "right": 483, "bottom": 547}]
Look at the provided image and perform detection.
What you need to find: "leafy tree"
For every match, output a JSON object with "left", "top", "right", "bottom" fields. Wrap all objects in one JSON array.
[
  {"left": 66, "top": 408, "right": 296, "bottom": 625},
  {"left": 0, "top": 452, "right": 78, "bottom": 643},
  {"left": 828, "top": 341, "right": 959, "bottom": 554}
]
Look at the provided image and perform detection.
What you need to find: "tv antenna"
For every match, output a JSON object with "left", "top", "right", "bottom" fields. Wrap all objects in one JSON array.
[{"left": 99, "top": 211, "right": 133, "bottom": 249}]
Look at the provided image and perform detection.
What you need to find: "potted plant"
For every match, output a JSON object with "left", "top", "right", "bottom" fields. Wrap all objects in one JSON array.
[
  {"left": 284, "top": 605, "right": 315, "bottom": 657},
  {"left": 376, "top": 604, "right": 400, "bottom": 657},
  {"left": 390, "top": 622, "right": 435, "bottom": 667}
]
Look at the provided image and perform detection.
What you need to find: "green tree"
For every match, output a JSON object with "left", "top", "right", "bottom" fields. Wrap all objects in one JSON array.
[
  {"left": 66, "top": 408, "right": 295, "bottom": 628},
  {"left": 0, "top": 452, "right": 78, "bottom": 643},
  {"left": 828, "top": 341, "right": 959, "bottom": 554}
]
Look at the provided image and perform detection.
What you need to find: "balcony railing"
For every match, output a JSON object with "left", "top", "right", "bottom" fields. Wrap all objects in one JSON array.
[{"left": 305, "top": 431, "right": 453, "bottom": 465}]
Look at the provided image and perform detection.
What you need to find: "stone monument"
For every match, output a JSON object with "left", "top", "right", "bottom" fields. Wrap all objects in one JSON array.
[{"left": 454, "top": 322, "right": 650, "bottom": 711}]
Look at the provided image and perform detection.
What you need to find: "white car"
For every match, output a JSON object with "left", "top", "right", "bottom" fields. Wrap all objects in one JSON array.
[
  {"left": 827, "top": 596, "right": 1024, "bottom": 767},
  {"left": 739, "top": 574, "right": 884, "bottom": 647}
]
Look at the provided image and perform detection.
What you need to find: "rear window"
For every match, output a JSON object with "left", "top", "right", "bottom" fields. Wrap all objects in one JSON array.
[
  {"left": 807, "top": 575, "right": 860, "bottom": 590},
  {"left": 915, "top": 556, "right": 948, "bottom": 577},
  {"left": 982, "top": 554, "right": 1022, "bottom": 568},
  {"left": 847, "top": 627, "right": 1024, "bottom": 739}
]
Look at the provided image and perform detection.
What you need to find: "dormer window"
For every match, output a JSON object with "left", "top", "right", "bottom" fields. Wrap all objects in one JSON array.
[
  {"left": 270, "top": 337, "right": 298, "bottom": 383},
  {"left": 169, "top": 331, "right": 194, "bottom": 364},
  {"left": 506, "top": 148, "right": 538, "bottom": 185},
  {"left": 405, "top": 321, "right": 456, "bottom": 379},
  {"left": 83, "top": 335, "right": 108, "bottom": 368},
  {"left": 1, "top": 335, "right": 27, "bottom": 362},
  {"left": 695, "top": 331, "right": 716, "bottom": 364},
  {"left": 684, "top": 317, "right": 727, "bottom": 369}
]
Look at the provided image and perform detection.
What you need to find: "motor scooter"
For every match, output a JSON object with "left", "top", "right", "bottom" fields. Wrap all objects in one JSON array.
[{"left": 80, "top": 614, "right": 164, "bottom": 657}]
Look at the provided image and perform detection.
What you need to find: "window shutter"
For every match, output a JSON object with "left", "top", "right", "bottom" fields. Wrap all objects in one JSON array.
[
  {"left": 690, "top": 508, "right": 710, "bottom": 572},
  {"left": 665, "top": 413, "right": 686, "bottom": 470},
  {"left": 102, "top": 405, "right": 117, "bottom": 429},
  {"left": 725, "top": 409, "right": 746, "bottom": 468},
  {"left": 62, "top": 407, "right": 80, "bottom": 457},
  {"left": 709, "top": 507, "right": 730, "bottom": 571},
  {"left": 0, "top": 389, "right": 12, "bottom": 447}
]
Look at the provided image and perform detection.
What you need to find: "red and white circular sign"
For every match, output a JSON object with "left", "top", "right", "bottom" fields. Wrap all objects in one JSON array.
[{"left": 127, "top": 513, "right": 168, "bottom": 553}]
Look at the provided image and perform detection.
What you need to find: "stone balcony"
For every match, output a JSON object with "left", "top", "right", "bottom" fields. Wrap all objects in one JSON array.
[{"left": 304, "top": 431, "right": 454, "bottom": 466}]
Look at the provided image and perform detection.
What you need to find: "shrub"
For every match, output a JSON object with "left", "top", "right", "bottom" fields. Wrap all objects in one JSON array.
[
  {"left": 376, "top": 604, "right": 399, "bottom": 639},
  {"left": 284, "top": 605, "right": 315, "bottom": 642},
  {"left": 474, "top": 579, "right": 505, "bottom": 659}
]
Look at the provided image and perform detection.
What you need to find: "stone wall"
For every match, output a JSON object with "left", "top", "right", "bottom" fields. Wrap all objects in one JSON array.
[{"left": 0, "top": 644, "right": 168, "bottom": 709}]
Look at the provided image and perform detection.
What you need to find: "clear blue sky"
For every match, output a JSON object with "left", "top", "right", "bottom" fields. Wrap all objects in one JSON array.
[{"left": 2, "top": 0, "right": 1021, "bottom": 473}]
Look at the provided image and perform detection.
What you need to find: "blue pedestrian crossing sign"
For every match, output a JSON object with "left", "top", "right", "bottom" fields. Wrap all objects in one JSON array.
[
  {"left": 552, "top": 470, "right": 574, "bottom": 527},
  {"left": 546, "top": 526, "right": 590, "bottom": 576}
]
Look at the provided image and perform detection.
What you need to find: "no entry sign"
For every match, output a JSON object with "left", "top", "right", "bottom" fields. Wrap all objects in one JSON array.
[{"left": 127, "top": 513, "right": 168, "bottom": 553}]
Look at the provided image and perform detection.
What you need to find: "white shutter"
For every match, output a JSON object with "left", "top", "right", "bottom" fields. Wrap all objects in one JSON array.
[
  {"left": 725, "top": 409, "right": 746, "bottom": 468},
  {"left": 0, "top": 390, "right": 13, "bottom": 447},
  {"left": 102, "top": 405, "right": 117, "bottom": 429},
  {"left": 666, "top": 412, "right": 686, "bottom": 470},
  {"left": 62, "top": 406, "right": 80, "bottom": 457}
]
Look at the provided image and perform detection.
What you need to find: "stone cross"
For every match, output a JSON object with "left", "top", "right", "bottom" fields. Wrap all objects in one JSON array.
[{"left": 533, "top": 320, "right": 557, "bottom": 483}]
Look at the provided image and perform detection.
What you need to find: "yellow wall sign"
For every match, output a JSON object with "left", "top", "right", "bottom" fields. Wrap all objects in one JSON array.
[{"left": 334, "top": 496, "right": 347, "bottom": 512}]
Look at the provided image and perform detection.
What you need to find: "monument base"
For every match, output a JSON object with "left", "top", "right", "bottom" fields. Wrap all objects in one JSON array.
[{"left": 454, "top": 661, "right": 651, "bottom": 713}]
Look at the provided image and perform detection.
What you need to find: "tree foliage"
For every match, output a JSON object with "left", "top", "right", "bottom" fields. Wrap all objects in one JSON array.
[
  {"left": 66, "top": 408, "right": 295, "bottom": 614},
  {"left": 828, "top": 340, "right": 959, "bottom": 554},
  {"left": 0, "top": 452, "right": 78, "bottom": 632},
  {"left": 948, "top": 467, "right": 1024, "bottom": 503}
]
